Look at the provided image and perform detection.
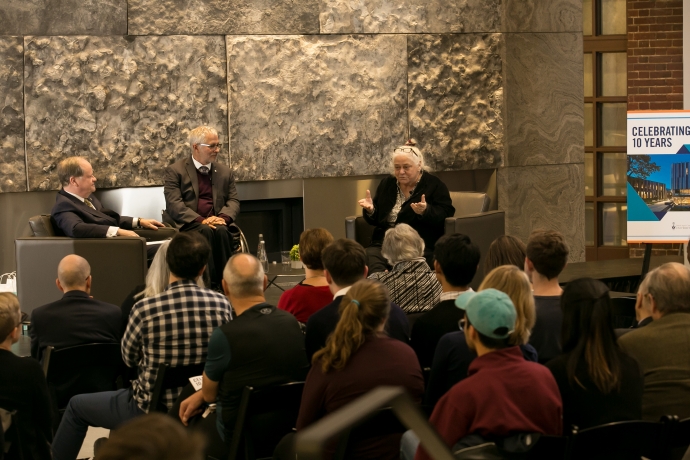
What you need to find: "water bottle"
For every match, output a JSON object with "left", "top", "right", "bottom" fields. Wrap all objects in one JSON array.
[{"left": 257, "top": 235, "right": 269, "bottom": 272}]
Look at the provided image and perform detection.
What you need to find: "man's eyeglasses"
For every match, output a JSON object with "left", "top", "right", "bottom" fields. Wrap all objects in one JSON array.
[{"left": 198, "top": 143, "right": 221, "bottom": 150}]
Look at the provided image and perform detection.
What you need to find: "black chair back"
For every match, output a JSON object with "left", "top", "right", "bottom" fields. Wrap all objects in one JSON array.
[
  {"left": 42, "top": 343, "right": 124, "bottom": 410},
  {"left": 664, "top": 416, "right": 690, "bottom": 460},
  {"left": 28, "top": 215, "right": 56, "bottom": 237},
  {"left": 332, "top": 407, "right": 407, "bottom": 460},
  {"left": 227, "top": 381, "right": 305, "bottom": 460},
  {"left": 568, "top": 420, "right": 664, "bottom": 460},
  {"left": 149, "top": 362, "right": 206, "bottom": 413}
]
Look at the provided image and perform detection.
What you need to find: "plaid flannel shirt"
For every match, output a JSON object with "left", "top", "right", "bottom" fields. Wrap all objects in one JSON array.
[{"left": 122, "top": 280, "right": 233, "bottom": 412}]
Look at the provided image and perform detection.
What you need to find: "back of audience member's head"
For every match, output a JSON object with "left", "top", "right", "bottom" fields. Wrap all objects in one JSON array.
[
  {"left": 299, "top": 228, "right": 334, "bottom": 270},
  {"left": 526, "top": 230, "right": 569, "bottom": 280},
  {"left": 434, "top": 233, "right": 480, "bottom": 287},
  {"left": 95, "top": 413, "right": 205, "bottom": 460},
  {"left": 313, "top": 279, "right": 390, "bottom": 373},
  {"left": 0, "top": 293, "right": 20, "bottom": 343},
  {"left": 485, "top": 235, "right": 527, "bottom": 274},
  {"left": 644, "top": 262, "right": 690, "bottom": 315},
  {"left": 222, "top": 253, "right": 265, "bottom": 298},
  {"left": 561, "top": 278, "right": 621, "bottom": 394},
  {"left": 167, "top": 232, "right": 211, "bottom": 280},
  {"left": 321, "top": 239, "right": 367, "bottom": 287},
  {"left": 459, "top": 289, "right": 516, "bottom": 351},
  {"left": 479, "top": 265, "right": 535, "bottom": 346},
  {"left": 381, "top": 223, "right": 425, "bottom": 265},
  {"left": 57, "top": 254, "right": 91, "bottom": 291},
  {"left": 139, "top": 240, "right": 204, "bottom": 300}
]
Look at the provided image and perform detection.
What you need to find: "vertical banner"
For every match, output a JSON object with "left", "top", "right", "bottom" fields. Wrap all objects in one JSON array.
[{"left": 627, "top": 110, "right": 690, "bottom": 243}]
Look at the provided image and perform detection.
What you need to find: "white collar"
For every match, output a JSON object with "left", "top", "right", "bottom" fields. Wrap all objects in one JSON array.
[
  {"left": 192, "top": 156, "right": 212, "bottom": 171},
  {"left": 64, "top": 190, "right": 87, "bottom": 203},
  {"left": 333, "top": 286, "right": 352, "bottom": 299}
]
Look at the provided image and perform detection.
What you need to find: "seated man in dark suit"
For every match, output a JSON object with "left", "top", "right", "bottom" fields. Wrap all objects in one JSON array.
[
  {"left": 304, "top": 239, "right": 410, "bottom": 362},
  {"left": 163, "top": 125, "right": 240, "bottom": 287},
  {"left": 410, "top": 233, "right": 480, "bottom": 368},
  {"left": 30, "top": 254, "right": 122, "bottom": 361},
  {"left": 51, "top": 156, "right": 164, "bottom": 238}
]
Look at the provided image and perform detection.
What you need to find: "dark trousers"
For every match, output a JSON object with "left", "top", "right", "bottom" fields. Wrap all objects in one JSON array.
[{"left": 181, "top": 222, "right": 233, "bottom": 287}]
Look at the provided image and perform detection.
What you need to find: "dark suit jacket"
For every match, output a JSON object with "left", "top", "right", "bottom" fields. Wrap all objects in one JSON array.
[
  {"left": 304, "top": 295, "right": 410, "bottom": 363},
  {"left": 363, "top": 173, "right": 454, "bottom": 253},
  {"left": 51, "top": 190, "right": 134, "bottom": 238},
  {"left": 163, "top": 156, "right": 240, "bottom": 228},
  {"left": 30, "top": 290, "right": 122, "bottom": 361}
]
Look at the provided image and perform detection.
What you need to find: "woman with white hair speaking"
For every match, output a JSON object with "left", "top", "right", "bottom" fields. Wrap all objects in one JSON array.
[
  {"left": 368, "top": 224, "right": 442, "bottom": 314},
  {"left": 358, "top": 140, "right": 455, "bottom": 274}
]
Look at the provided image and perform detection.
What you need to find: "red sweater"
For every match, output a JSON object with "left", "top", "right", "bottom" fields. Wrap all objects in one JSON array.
[
  {"left": 277, "top": 283, "right": 332, "bottom": 323},
  {"left": 416, "top": 346, "right": 562, "bottom": 460}
]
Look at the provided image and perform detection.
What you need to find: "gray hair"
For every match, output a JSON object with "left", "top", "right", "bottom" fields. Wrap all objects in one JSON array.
[
  {"left": 222, "top": 253, "right": 264, "bottom": 298},
  {"left": 57, "top": 254, "right": 91, "bottom": 290},
  {"left": 136, "top": 240, "right": 204, "bottom": 300},
  {"left": 645, "top": 262, "right": 690, "bottom": 315},
  {"left": 381, "top": 223, "right": 425, "bottom": 265},
  {"left": 57, "top": 157, "right": 87, "bottom": 187},
  {"left": 0, "top": 293, "right": 20, "bottom": 342},
  {"left": 189, "top": 126, "right": 218, "bottom": 148},
  {"left": 389, "top": 140, "right": 427, "bottom": 173}
]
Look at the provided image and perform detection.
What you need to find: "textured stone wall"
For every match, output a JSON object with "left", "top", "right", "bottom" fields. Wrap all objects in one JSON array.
[{"left": 0, "top": 0, "right": 584, "bottom": 260}]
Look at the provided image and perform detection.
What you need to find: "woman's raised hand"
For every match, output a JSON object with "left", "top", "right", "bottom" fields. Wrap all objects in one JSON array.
[{"left": 358, "top": 189, "right": 374, "bottom": 213}]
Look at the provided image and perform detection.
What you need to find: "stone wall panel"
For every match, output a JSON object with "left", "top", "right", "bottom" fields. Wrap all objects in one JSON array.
[
  {"left": 319, "top": 0, "right": 500, "bottom": 34},
  {"left": 502, "top": 0, "right": 582, "bottom": 32},
  {"left": 408, "top": 34, "right": 504, "bottom": 171},
  {"left": 227, "top": 34, "right": 407, "bottom": 181},
  {"left": 504, "top": 33, "right": 583, "bottom": 167},
  {"left": 129, "top": 0, "right": 320, "bottom": 35},
  {"left": 498, "top": 164, "right": 585, "bottom": 262},
  {"left": 24, "top": 36, "right": 228, "bottom": 191},
  {"left": 0, "top": 0, "right": 126, "bottom": 35},
  {"left": 0, "top": 37, "right": 26, "bottom": 193}
]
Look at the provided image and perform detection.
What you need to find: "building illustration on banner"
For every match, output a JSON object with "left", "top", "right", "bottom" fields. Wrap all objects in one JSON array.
[{"left": 628, "top": 111, "right": 690, "bottom": 242}]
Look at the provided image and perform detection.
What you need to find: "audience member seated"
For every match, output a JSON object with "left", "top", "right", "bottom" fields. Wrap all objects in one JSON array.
[
  {"left": 615, "top": 275, "right": 653, "bottom": 338},
  {"left": 295, "top": 280, "right": 423, "bottom": 460},
  {"left": 0, "top": 293, "right": 52, "bottom": 460},
  {"left": 30, "top": 254, "right": 121, "bottom": 361},
  {"left": 119, "top": 240, "right": 204, "bottom": 332},
  {"left": 618, "top": 262, "right": 690, "bottom": 420},
  {"left": 526, "top": 229, "right": 569, "bottom": 364},
  {"left": 304, "top": 239, "right": 410, "bottom": 362},
  {"left": 178, "top": 253, "right": 309, "bottom": 450},
  {"left": 277, "top": 228, "right": 334, "bottom": 323},
  {"left": 484, "top": 235, "right": 527, "bottom": 274},
  {"left": 368, "top": 224, "right": 442, "bottom": 313},
  {"left": 357, "top": 139, "right": 455, "bottom": 273},
  {"left": 404, "top": 289, "right": 561, "bottom": 460},
  {"left": 410, "top": 233, "right": 479, "bottom": 368},
  {"left": 51, "top": 233, "right": 232, "bottom": 460},
  {"left": 546, "top": 278, "right": 643, "bottom": 431},
  {"left": 425, "top": 265, "right": 537, "bottom": 408},
  {"left": 95, "top": 413, "right": 205, "bottom": 460}
]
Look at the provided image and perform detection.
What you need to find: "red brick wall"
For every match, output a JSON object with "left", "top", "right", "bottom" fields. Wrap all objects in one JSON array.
[
  {"left": 627, "top": 0, "right": 683, "bottom": 257},
  {"left": 627, "top": 0, "right": 683, "bottom": 111}
]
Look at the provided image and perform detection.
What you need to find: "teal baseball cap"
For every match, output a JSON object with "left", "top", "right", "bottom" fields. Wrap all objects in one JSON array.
[{"left": 454, "top": 288, "right": 516, "bottom": 339}]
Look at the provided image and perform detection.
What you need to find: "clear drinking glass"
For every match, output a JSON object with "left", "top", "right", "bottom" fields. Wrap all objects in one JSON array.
[{"left": 281, "top": 251, "right": 291, "bottom": 270}]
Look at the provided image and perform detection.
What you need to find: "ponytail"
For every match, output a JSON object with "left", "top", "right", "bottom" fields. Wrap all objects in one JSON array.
[{"left": 313, "top": 280, "right": 390, "bottom": 373}]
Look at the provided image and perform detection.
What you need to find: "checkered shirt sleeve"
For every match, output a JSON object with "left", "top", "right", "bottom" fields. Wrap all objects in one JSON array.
[{"left": 122, "top": 280, "right": 233, "bottom": 413}]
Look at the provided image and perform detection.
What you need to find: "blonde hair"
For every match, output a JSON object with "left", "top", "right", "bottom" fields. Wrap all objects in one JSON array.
[
  {"left": 189, "top": 126, "right": 218, "bottom": 148},
  {"left": 479, "top": 265, "right": 535, "bottom": 345},
  {"left": 0, "top": 293, "right": 21, "bottom": 341},
  {"left": 313, "top": 280, "right": 390, "bottom": 373}
]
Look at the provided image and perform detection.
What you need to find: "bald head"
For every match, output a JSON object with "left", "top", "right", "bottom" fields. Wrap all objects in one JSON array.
[
  {"left": 57, "top": 255, "right": 92, "bottom": 292},
  {"left": 646, "top": 262, "right": 690, "bottom": 315},
  {"left": 222, "top": 254, "right": 264, "bottom": 299}
]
